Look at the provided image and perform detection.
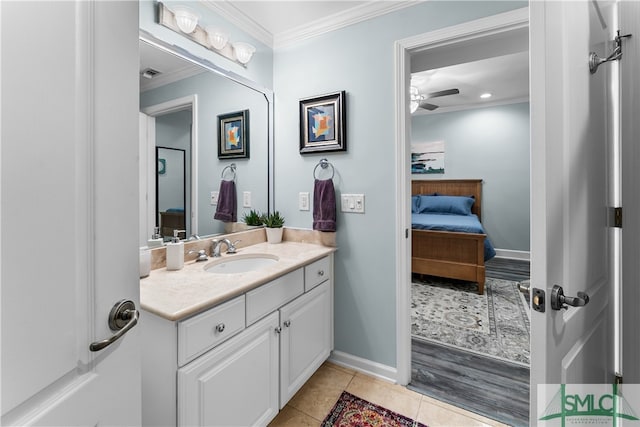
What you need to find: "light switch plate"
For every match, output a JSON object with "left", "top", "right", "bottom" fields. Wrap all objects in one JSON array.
[
  {"left": 299, "top": 192, "right": 310, "bottom": 211},
  {"left": 341, "top": 194, "right": 365, "bottom": 213},
  {"left": 243, "top": 191, "right": 251, "bottom": 208},
  {"left": 210, "top": 191, "right": 219, "bottom": 206}
]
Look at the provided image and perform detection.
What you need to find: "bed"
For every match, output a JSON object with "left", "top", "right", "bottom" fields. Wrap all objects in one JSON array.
[{"left": 411, "top": 179, "right": 495, "bottom": 295}]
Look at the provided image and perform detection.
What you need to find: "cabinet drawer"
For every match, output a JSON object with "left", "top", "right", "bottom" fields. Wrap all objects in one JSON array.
[
  {"left": 246, "top": 269, "right": 304, "bottom": 325},
  {"left": 178, "top": 295, "right": 245, "bottom": 366},
  {"left": 304, "top": 256, "right": 331, "bottom": 292}
]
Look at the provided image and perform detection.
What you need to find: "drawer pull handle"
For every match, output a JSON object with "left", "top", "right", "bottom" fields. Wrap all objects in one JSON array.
[
  {"left": 283, "top": 320, "right": 291, "bottom": 328},
  {"left": 318, "top": 270, "right": 324, "bottom": 277},
  {"left": 215, "top": 323, "right": 226, "bottom": 333}
]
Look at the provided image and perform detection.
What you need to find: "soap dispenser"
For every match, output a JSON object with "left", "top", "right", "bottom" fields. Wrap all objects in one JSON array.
[
  {"left": 147, "top": 227, "right": 163, "bottom": 248},
  {"left": 166, "top": 229, "right": 185, "bottom": 271}
]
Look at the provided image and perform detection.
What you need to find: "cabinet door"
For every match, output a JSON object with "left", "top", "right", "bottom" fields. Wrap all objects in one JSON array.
[
  {"left": 178, "top": 311, "right": 279, "bottom": 427},
  {"left": 279, "top": 280, "right": 332, "bottom": 407}
]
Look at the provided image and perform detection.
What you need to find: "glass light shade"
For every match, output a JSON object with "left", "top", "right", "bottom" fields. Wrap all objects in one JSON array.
[
  {"left": 206, "top": 27, "right": 229, "bottom": 50},
  {"left": 172, "top": 6, "right": 199, "bottom": 34},
  {"left": 410, "top": 86, "right": 421, "bottom": 113},
  {"left": 233, "top": 42, "right": 256, "bottom": 64}
]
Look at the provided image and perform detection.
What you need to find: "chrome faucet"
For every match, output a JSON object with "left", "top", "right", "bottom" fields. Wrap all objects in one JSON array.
[{"left": 211, "top": 239, "right": 240, "bottom": 257}]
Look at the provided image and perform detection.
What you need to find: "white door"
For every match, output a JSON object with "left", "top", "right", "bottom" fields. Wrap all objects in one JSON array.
[
  {"left": 1, "top": 1, "right": 141, "bottom": 425},
  {"left": 530, "top": 0, "right": 619, "bottom": 422}
]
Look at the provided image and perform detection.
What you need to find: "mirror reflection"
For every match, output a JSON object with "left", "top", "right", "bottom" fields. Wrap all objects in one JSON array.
[{"left": 139, "top": 38, "right": 270, "bottom": 246}]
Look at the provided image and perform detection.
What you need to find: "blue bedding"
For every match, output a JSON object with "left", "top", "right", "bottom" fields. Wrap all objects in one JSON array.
[{"left": 412, "top": 213, "right": 496, "bottom": 261}]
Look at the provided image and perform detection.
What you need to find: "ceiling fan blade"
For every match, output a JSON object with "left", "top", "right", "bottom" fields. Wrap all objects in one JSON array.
[
  {"left": 426, "top": 88, "right": 460, "bottom": 98},
  {"left": 418, "top": 102, "right": 439, "bottom": 111}
]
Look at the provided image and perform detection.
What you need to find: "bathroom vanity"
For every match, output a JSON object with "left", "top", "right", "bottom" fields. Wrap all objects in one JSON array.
[{"left": 140, "top": 240, "right": 334, "bottom": 426}]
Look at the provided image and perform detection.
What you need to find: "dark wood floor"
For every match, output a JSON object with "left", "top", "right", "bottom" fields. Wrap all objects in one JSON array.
[{"left": 409, "top": 257, "right": 531, "bottom": 427}]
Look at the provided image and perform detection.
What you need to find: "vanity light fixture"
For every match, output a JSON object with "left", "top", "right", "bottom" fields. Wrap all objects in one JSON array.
[
  {"left": 206, "top": 27, "right": 229, "bottom": 50},
  {"left": 232, "top": 42, "right": 256, "bottom": 65},
  {"left": 480, "top": 92, "right": 493, "bottom": 99},
  {"left": 172, "top": 6, "right": 200, "bottom": 34},
  {"left": 158, "top": 2, "right": 256, "bottom": 67}
]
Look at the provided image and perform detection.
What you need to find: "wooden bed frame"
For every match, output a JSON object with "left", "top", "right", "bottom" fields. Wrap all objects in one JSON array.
[{"left": 411, "top": 179, "right": 487, "bottom": 295}]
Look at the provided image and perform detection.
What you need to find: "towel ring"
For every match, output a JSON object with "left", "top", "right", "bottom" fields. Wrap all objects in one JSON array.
[
  {"left": 221, "top": 163, "right": 236, "bottom": 181},
  {"left": 313, "top": 158, "right": 335, "bottom": 180}
]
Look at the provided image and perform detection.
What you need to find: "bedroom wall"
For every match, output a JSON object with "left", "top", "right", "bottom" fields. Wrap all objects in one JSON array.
[
  {"left": 411, "top": 102, "right": 531, "bottom": 253},
  {"left": 273, "top": 2, "right": 527, "bottom": 369}
]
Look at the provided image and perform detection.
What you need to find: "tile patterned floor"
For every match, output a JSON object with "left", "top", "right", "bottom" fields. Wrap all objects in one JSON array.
[{"left": 269, "top": 362, "right": 510, "bottom": 427}]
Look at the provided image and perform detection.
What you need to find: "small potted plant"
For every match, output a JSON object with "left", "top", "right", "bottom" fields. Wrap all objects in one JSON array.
[
  {"left": 263, "top": 211, "right": 285, "bottom": 244},
  {"left": 242, "top": 209, "right": 264, "bottom": 228}
]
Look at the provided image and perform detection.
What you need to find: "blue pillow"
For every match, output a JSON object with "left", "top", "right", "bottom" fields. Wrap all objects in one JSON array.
[
  {"left": 418, "top": 195, "right": 475, "bottom": 216},
  {"left": 411, "top": 196, "right": 421, "bottom": 213}
]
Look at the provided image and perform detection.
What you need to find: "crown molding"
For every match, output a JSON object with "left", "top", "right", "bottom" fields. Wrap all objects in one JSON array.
[
  {"left": 201, "top": 1, "right": 421, "bottom": 50},
  {"left": 274, "top": 1, "right": 421, "bottom": 48}
]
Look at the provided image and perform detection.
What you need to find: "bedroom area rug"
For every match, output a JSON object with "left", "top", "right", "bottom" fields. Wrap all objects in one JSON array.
[
  {"left": 322, "top": 391, "right": 427, "bottom": 427},
  {"left": 411, "top": 275, "right": 530, "bottom": 366}
]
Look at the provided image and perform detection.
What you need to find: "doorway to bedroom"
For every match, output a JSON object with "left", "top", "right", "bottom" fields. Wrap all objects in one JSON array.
[{"left": 399, "top": 9, "right": 531, "bottom": 427}]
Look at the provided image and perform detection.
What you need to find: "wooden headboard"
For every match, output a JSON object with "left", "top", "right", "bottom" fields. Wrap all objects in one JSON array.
[{"left": 411, "top": 179, "right": 483, "bottom": 220}]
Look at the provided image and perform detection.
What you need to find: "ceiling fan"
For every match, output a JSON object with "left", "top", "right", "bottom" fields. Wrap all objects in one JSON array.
[{"left": 410, "top": 87, "right": 460, "bottom": 112}]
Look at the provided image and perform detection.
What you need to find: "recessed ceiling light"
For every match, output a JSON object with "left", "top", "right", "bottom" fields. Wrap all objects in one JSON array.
[{"left": 480, "top": 93, "right": 492, "bottom": 99}]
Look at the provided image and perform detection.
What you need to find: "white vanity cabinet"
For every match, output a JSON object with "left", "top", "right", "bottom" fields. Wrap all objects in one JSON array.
[
  {"left": 141, "top": 254, "right": 333, "bottom": 427},
  {"left": 178, "top": 311, "right": 280, "bottom": 427}
]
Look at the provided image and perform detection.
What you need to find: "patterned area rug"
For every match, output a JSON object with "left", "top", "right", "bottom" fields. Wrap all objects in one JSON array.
[
  {"left": 322, "top": 392, "right": 427, "bottom": 427},
  {"left": 411, "top": 276, "right": 530, "bottom": 366}
]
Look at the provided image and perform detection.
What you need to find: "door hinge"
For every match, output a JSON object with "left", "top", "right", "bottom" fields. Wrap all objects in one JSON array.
[
  {"left": 615, "top": 373, "right": 623, "bottom": 385},
  {"left": 613, "top": 207, "right": 623, "bottom": 228},
  {"left": 610, "top": 207, "right": 622, "bottom": 228},
  {"left": 405, "top": 228, "right": 409, "bottom": 239}
]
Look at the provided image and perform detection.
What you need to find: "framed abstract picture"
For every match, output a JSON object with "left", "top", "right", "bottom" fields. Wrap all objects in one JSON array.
[
  {"left": 218, "top": 109, "right": 250, "bottom": 159},
  {"left": 299, "top": 91, "right": 346, "bottom": 154}
]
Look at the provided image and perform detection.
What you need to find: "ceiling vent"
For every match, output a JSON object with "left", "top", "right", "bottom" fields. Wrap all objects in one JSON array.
[{"left": 141, "top": 68, "right": 162, "bottom": 79}]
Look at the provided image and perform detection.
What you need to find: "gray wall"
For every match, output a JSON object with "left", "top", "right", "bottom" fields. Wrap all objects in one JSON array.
[
  {"left": 411, "top": 102, "right": 530, "bottom": 252},
  {"left": 273, "top": 2, "right": 527, "bottom": 367}
]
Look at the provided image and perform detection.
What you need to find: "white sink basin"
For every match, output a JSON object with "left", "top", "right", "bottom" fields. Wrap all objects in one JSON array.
[{"left": 204, "top": 253, "right": 279, "bottom": 274}]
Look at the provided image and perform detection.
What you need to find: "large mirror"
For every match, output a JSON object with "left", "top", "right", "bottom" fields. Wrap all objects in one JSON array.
[{"left": 138, "top": 33, "right": 273, "bottom": 246}]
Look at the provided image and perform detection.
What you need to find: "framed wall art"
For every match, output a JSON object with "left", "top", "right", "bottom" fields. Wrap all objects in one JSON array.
[
  {"left": 299, "top": 91, "right": 346, "bottom": 154},
  {"left": 218, "top": 109, "right": 250, "bottom": 159}
]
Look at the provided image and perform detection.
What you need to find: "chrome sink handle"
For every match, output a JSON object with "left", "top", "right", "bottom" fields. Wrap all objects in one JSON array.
[
  {"left": 227, "top": 240, "right": 241, "bottom": 254},
  {"left": 89, "top": 299, "right": 140, "bottom": 352}
]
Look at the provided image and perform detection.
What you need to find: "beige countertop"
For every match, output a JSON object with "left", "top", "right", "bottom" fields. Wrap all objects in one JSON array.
[{"left": 140, "top": 241, "right": 336, "bottom": 321}]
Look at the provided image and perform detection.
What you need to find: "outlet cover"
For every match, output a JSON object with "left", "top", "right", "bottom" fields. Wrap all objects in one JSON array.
[
  {"left": 243, "top": 191, "right": 251, "bottom": 208},
  {"left": 210, "top": 191, "right": 219, "bottom": 205}
]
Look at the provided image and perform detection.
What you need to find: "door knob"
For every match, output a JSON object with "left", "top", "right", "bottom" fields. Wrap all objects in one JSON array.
[
  {"left": 550, "top": 285, "right": 590, "bottom": 311},
  {"left": 90, "top": 299, "right": 139, "bottom": 352}
]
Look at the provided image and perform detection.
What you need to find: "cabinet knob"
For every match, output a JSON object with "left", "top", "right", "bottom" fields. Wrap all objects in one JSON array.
[
  {"left": 283, "top": 320, "right": 291, "bottom": 328},
  {"left": 275, "top": 327, "right": 282, "bottom": 334},
  {"left": 318, "top": 270, "right": 324, "bottom": 277},
  {"left": 215, "top": 323, "right": 226, "bottom": 333}
]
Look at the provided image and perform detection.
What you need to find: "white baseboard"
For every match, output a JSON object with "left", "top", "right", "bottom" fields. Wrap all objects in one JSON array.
[
  {"left": 494, "top": 249, "right": 530, "bottom": 261},
  {"left": 329, "top": 351, "right": 398, "bottom": 384}
]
